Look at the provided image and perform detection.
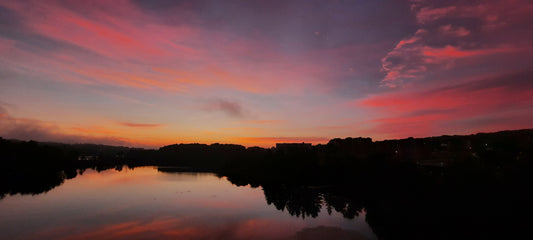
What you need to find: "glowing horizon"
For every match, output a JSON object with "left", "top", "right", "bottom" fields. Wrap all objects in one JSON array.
[{"left": 1, "top": 0, "right": 532, "bottom": 148}]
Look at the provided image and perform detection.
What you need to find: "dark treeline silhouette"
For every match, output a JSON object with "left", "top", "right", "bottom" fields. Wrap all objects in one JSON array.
[
  {"left": 0, "top": 138, "right": 133, "bottom": 198},
  {"left": 1, "top": 129, "right": 533, "bottom": 239},
  {"left": 219, "top": 162, "right": 533, "bottom": 240}
]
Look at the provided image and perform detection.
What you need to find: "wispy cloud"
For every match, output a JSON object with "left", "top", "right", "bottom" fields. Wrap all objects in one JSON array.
[
  {"left": 360, "top": 71, "right": 533, "bottom": 138},
  {"left": 0, "top": 0, "right": 345, "bottom": 95},
  {"left": 118, "top": 122, "right": 163, "bottom": 128},
  {"left": 240, "top": 120, "right": 286, "bottom": 124}
]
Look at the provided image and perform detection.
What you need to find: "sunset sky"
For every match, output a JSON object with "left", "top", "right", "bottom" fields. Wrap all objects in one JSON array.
[{"left": 0, "top": 0, "right": 532, "bottom": 148}]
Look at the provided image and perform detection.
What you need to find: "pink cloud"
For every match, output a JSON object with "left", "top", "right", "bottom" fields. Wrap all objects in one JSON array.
[
  {"left": 1, "top": 1, "right": 163, "bottom": 59},
  {"left": 240, "top": 120, "right": 286, "bottom": 124},
  {"left": 380, "top": 30, "right": 427, "bottom": 87},
  {"left": 422, "top": 45, "right": 511, "bottom": 58},
  {"left": 394, "top": 35, "right": 421, "bottom": 49},
  {"left": 439, "top": 24, "right": 470, "bottom": 37},
  {"left": 415, "top": 6, "right": 456, "bottom": 24},
  {"left": 456, "top": 1, "right": 533, "bottom": 31},
  {"left": 421, "top": 45, "right": 517, "bottom": 65},
  {"left": 380, "top": 0, "right": 533, "bottom": 87},
  {"left": 360, "top": 72, "right": 533, "bottom": 138},
  {"left": 0, "top": 38, "right": 14, "bottom": 51},
  {"left": 0, "top": 0, "right": 530, "bottom": 145},
  {"left": 381, "top": 34, "right": 523, "bottom": 87},
  {"left": 0, "top": 0, "right": 337, "bottom": 95}
]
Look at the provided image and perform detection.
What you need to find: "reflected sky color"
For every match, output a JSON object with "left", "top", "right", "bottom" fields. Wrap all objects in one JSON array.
[
  {"left": 0, "top": 167, "right": 376, "bottom": 240},
  {"left": 0, "top": 0, "right": 532, "bottom": 147}
]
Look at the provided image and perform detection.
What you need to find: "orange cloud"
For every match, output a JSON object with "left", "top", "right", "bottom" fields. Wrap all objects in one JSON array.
[
  {"left": 71, "top": 126, "right": 120, "bottom": 135},
  {"left": 0, "top": 106, "right": 166, "bottom": 148},
  {"left": 118, "top": 122, "right": 163, "bottom": 128}
]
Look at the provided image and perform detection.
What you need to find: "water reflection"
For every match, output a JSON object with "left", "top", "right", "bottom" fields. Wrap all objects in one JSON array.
[
  {"left": 0, "top": 167, "right": 377, "bottom": 240},
  {"left": 2, "top": 163, "right": 530, "bottom": 240},
  {"left": 0, "top": 169, "right": 66, "bottom": 198}
]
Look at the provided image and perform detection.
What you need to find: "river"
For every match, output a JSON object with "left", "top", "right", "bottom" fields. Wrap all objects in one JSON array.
[{"left": 0, "top": 166, "right": 377, "bottom": 240}]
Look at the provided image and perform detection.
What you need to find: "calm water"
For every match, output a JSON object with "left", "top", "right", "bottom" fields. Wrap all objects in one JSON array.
[{"left": 0, "top": 167, "right": 377, "bottom": 240}]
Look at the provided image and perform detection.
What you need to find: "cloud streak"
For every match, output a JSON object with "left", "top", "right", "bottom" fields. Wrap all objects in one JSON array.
[
  {"left": 118, "top": 122, "right": 163, "bottom": 128},
  {"left": 360, "top": 71, "right": 533, "bottom": 138}
]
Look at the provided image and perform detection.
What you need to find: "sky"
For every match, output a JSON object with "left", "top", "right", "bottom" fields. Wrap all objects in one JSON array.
[{"left": 0, "top": 0, "right": 532, "bottom": 148}]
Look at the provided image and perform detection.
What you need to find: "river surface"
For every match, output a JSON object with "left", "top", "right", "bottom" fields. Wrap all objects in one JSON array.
[{"left": 0, "top": 166, "right": 377, "bottom": 240}]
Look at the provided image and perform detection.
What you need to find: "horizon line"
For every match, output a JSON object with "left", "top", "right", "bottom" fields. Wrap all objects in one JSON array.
[{"left": 2, "top": 128, "right": 531, "bottom": 150}]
